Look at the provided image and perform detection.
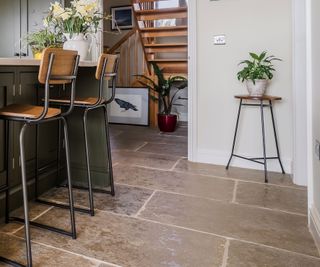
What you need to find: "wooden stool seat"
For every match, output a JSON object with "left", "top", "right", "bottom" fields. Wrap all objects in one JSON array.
[
  {"left": 235, "top": 95, "right": 282, "bottom": 101},
  {"left": 0, "top": 104, "right": 61, "bottom": 119},
  {"left": 48, "top": 96, "right": 102, "bottom": 106}
]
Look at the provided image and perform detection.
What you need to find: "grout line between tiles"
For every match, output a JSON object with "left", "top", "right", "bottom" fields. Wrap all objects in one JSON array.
[
  {"left": 134, "top": 190, "right": 157, "bottom": 218},
  {"left": 220, "top": 239, "right": 230, "bottom": 267},
  {"left": 94, "top": 208, "right": 320, "bottom": 260},
  {"left": 112, "top": 162, "right": 120, "bottom": 167},
  {"left": 2, "top": 231, "right": 123, "bottom": 267},
  {"left": 169, "top": 157, "right": 184, "bottom": 171},
  {"left": 231, "top": 181, "right": 238, "bottom": 204},
  {"left": 134, "top": 142, "right": 148, "bottom": 152},
  {"left": 171, "top": 169, "right": 306, "bottom": 191},
  {"left": 114, "top": 182, "right": 307, "bottom": 217}
]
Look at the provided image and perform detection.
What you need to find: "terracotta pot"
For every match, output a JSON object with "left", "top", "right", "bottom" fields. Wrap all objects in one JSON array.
[{"left": 158, "top": 114, "right": 177, "bottom": 132}]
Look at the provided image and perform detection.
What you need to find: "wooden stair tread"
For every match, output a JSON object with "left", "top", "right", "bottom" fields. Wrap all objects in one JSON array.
[
  {"left": 135, "top": 7, "right": 187, "bottom": 15},
  {"left": 149, "top": 59, "right": 188, "bottom": 62},
  {"left": 0, "top": 104, "right": 61, "bottom": 119},
  {"left": 144, "top": 43, "right": 187, "bottom": 47},
  {"left": 141, "top": 26, "right": 187, "bottom": 32},
  {"left": 135, "top": 7, "right": 187, "bottom": 20}
]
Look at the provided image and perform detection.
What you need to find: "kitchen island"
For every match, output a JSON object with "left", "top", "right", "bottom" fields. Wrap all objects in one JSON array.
[{"left": 0, "top": 58, "right": 112, "bottom": 217}]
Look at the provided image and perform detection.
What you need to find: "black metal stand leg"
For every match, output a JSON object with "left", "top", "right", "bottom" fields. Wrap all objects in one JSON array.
[
  {"left": 260, "top": 100, "right": 268, "bottom": 183},
  {"left": 35, "top": 124, "right": 39, "bottom": 199},
  {"left": 269, "top": 100, "right": 285, "bottom": 174},
  {"left": 19, "top": 123, "right": 33, "bottom": 267},
  {"left": 103, "top": 105, "right": 115, "bottom": 196},
  {"left": 61, "top": 117, "right": 77, "bottom": 239},
  {"left": 56, "top": 119, "right": 61, "bottom": 186},
  {"left": 5, "top": 120, "right": 9, "bottom": 224},
  {"left": 226, "top": 99, "right": 243, "bottom": 170},
  {"left": 83, "top": 109, "right": 95, "bottom": 216}
]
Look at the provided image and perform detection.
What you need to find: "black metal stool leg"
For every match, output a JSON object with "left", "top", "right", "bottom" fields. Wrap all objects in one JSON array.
[
  {"left": 5, "top": 120, "right": 9, "bottom": 224},
  {"left": 82, "top": 109, "right": 95, "bottom": 216},
  {"left": 103, "top": 105, "right": 115, "bottom": 196},
  {"left": 61, "top": 117, "right": 76, "bottom": 239},
  {"left": 260, "top": 100, "right": 268, "bottom": 183},
  {"left": 35, "top": 124, "right": 39, "bottom": 199},
  {"left": 269, "top": 100, "right": 285, "bottom": 174},
  {"left": 226, "top": 99, "right": 243, "bottom": 170},
  {"left": 56, "top": 119, "right": 62, "bottom": 186},
  {"left": 19, "top": 123, "right": 33, "bottom": 267}
]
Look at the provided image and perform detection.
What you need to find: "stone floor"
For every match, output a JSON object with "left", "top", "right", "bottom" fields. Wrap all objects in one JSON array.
[{"left": 0, "top": 123, "right": 319, "bottom": 266}]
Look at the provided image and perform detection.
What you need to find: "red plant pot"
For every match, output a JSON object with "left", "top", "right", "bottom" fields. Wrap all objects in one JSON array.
[{"left": 157, "top": 114, "right": 177, "bottom": 132}]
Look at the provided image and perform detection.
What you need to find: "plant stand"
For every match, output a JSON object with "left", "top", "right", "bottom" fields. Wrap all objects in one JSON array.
[{"left": 226, "top": 95, "right": 285, "bottom": 183}]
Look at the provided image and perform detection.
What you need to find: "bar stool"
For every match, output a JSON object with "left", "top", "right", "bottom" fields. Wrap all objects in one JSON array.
[
  {"left": 40, "top": 54, "right": 119, "bottom": 216},
  {"left": 0, "top": 48, "right": 80, "bottom": 267}
]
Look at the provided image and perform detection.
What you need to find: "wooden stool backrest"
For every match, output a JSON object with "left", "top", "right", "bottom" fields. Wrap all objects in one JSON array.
[
  {"left": 38, "top": 48, "right": 79, "bottom": 84},
  {"left": 95, "top": 54, "right": 119, "bottom": 81}
]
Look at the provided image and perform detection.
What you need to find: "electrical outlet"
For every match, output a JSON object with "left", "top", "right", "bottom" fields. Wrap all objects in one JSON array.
[
  {"left": 315, "top": 140, "right": 320, "bottom": 160},
  {"left": 214, "top": 35, "right": 226, "bottom": 45}
]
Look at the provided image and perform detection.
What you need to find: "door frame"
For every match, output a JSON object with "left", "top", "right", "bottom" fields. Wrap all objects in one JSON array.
[{"left": 188, "top": 0, "right": 198, "bottom": 161}]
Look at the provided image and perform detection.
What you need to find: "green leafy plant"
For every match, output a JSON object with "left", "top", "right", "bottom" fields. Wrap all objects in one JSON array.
[
  {"left": 237, "top": 51, "right": 281, "bottom": 84},
  {"left": 25, "top": 29, "right": 63, "bottom": 54},
  {"left": 135, "top": 62, "right": 188, "bottom": 115}
]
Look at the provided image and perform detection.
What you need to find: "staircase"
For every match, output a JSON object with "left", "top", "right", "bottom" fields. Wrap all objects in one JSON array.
[
  {"left": 132, "top": 0, "right": 188, "bottom": 76},
  {"left": 131, "top": 0, "right": 188, "bottom": 127}
]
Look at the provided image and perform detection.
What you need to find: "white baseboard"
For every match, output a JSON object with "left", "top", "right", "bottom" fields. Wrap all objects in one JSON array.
[
  {"left": 195, "top": 148, "right": 293, "bottom": 174},
  {"left": 310, "top": 205, "right": 320, "bottom": 254}
]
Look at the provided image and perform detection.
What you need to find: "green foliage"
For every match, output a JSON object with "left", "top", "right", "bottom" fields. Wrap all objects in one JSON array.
[
  {"left": 135, "top": 62, "right": 188, "bottom": 115},
  {"left": 25, "top": 29, "right": 63, "bottom": 53},
  {"left": 237, "top": 51, "right": 281, "bottom": 84}
]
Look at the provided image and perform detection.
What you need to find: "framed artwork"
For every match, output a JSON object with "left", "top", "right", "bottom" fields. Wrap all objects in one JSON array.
[
  {"left": 110, "top": 6, "right": 134, "bottom": 30},
  {"left": 109, "top": 87, "right": 149, "bottom": 126}
]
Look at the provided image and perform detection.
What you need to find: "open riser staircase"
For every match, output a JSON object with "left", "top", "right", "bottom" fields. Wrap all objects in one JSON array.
[{"left": 132, "top": 0, "right": 188, "bottom": 76}]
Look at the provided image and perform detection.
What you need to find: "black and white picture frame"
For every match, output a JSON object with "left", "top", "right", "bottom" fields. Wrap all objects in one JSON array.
[
  {"left": 111, "top": 6, "right": 134, "bottom": 30},
  {"left": 109, "top": 87, "right": 149, "bottom": 126}
]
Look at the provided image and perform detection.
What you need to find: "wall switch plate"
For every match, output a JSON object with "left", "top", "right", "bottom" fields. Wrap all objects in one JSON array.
[
  {"left": 214, "top": 35, "right": 226, "bottom": 45},
  {"left": 315, "top": 140, "right": 320, "bottom": 160}
]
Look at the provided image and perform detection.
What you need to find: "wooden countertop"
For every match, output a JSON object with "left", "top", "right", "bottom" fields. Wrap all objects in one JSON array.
[{"left": 0, "top": 58, "right": 97, "bottom": 67}]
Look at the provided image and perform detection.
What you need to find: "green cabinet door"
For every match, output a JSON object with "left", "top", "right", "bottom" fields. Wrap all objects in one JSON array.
[
  {"left": 12, "top": 69, "right": 39, "bottom": 185},
  {"left": 0, "top": 73, "right": 15, "bottom": 187}
]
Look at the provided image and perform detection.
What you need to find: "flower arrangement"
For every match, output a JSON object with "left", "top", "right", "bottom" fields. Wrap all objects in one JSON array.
[{"left": 45, "top": 0, "right": 111, "bottom": 37}]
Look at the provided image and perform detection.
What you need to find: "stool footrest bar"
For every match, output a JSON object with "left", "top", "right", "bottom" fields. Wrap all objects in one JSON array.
[
  {"left": 9, "top": 217, "right": 75, "bottom": 238},
  {"left": 60, "top": 184, "right": 114, "bottom": 196},
  {"left": 36, "top": 199, "right": 93, "bottom": 216},
  {"left": 0, "top": 256, "right": 25, "bottom": 267}
]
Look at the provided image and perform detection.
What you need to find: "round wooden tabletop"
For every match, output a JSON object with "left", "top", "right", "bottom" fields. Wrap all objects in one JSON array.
[{"left": 234, "top": 95, "right": 282, "bottom": 101}]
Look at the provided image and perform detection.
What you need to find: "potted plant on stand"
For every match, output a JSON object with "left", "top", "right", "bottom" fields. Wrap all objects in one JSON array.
[
  {"left": 237, "top": 51, "right": 281, "bottom": 96},
  {"left": 135, "top": 62, "right": 188, "bottom": 132}
]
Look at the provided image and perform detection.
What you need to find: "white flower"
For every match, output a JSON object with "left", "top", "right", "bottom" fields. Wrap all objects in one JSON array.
[
  {"left": 50, "top": 1, "right": 64, "bottom": 18},
  {"left": 60, "top": 11, "right": 72, "bottom": 21},
  {"left": 43, "top": 18, "right": 49, "bottom": 27}
]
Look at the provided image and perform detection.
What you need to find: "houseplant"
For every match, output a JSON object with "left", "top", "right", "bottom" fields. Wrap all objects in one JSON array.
[
  {"left": 44, "top": 0, "right": 113, "bottom": 60},
  {"left": 237, "top": 51, "right": 281, "bottom": 96},
  {"left": 25, "top": 29, "right": 63, "bottom": 59},
  {"left": 135, "top": 62, "right": 188, "bottom": 132}
]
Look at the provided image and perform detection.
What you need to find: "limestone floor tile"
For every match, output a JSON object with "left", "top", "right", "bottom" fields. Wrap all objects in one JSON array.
[
  {"left": 236, "top": 182, "right": 307, "bottom": 215},
  {"left": 16, "top": 209, "right": 226, "bottom": 267},
  {"left": 227, "top": 239, "right": 320, "bottom": 267},
  {"left": 0, "top": 202, "right": 52, "bottom": 234},
  {"left": 174, "top": 159, "right": 298, "bottom": 187},
  {"left": 114, "top": 164, "right": 235, "bottom": 201},
  {"left": 39, "top": 184, "right": 154, "bottom": 216},
  {"left": 111, "top": 139, "right": 147, "bottom": 151},
  {"left": 138, "top": 191, "right": 319, "bottom": 257},
  {"left": 137, "top": 142, "right": 188, "bottom": 157},
  {"left": 112, "top": 150, "right": 181, "bottom": 170},
  {"left": 0, "top": 232, "right": 104, "bottom": 267}
]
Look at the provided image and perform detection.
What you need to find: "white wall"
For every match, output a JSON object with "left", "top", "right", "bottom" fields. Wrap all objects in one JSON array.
[
  {"left": 194, "top": 0, "right": 293, "bottom": 173},
  {"left": 308, "top": 0, "right": 320, "bottom": 249}
]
